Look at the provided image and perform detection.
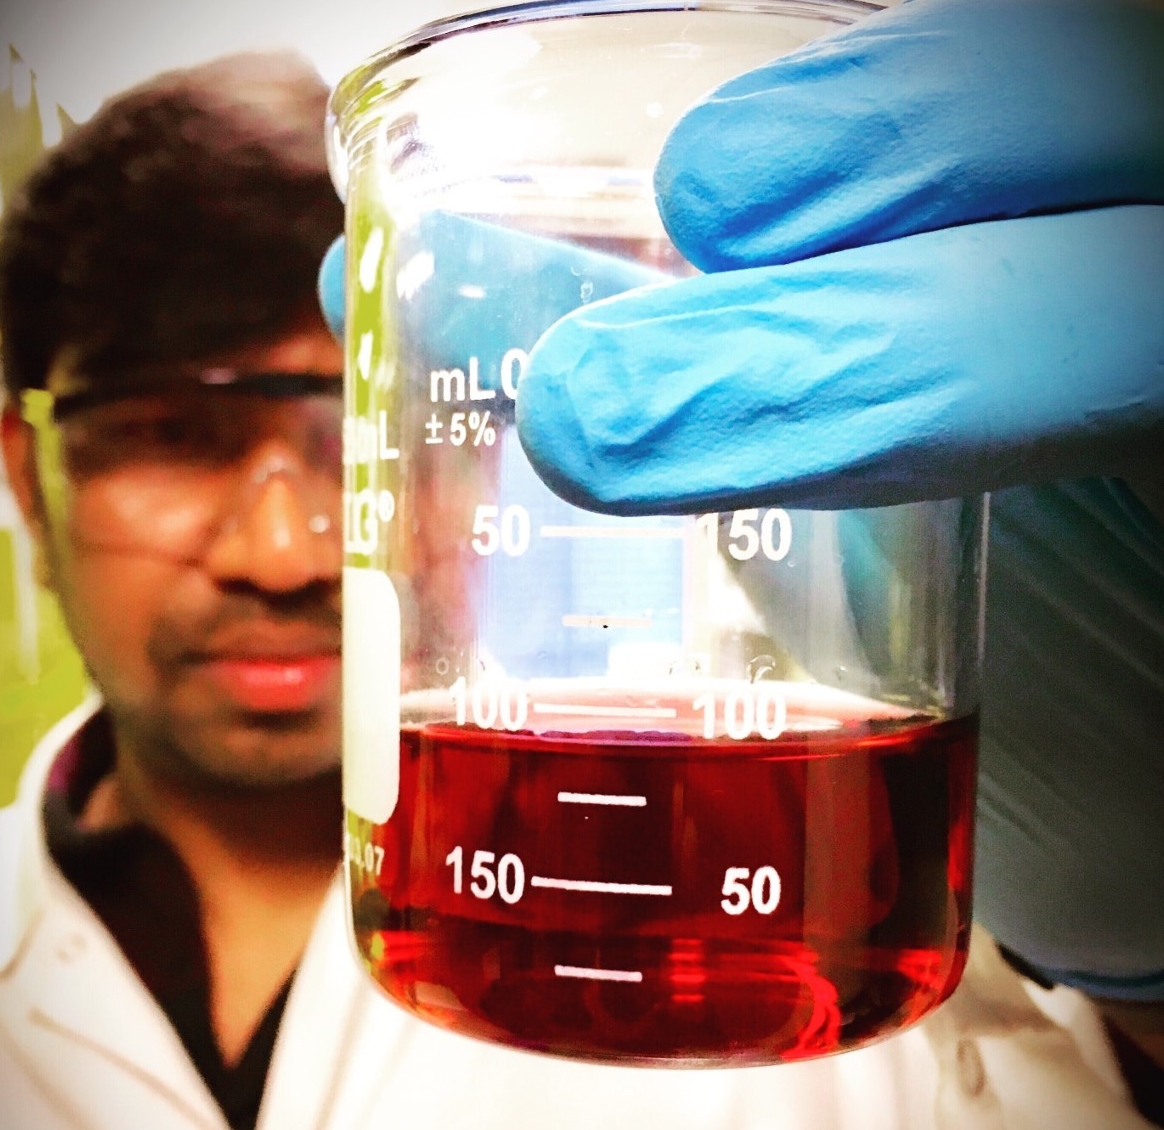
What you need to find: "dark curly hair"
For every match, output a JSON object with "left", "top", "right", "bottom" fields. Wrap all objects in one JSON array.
[{"left": 0, "top": 50, "right": 344, "bottom": 398}]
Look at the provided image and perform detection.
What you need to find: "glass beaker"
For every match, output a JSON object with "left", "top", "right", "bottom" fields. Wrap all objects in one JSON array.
[{"left": 330, "top": 0, "right": 986, "bottom": 1067}]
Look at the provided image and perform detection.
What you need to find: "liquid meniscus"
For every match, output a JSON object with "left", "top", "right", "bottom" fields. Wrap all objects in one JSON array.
[{"left": 347, "top": 711, "right": 976, "bottom": 1066}]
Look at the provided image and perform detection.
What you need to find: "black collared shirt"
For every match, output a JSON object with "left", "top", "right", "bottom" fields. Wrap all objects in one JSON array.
[{"left": 43, "top": 712, "right": 291, "bottom": 1130}]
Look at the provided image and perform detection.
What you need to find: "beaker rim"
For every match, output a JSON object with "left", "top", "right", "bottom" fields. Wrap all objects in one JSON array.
[
  {"left": 327, "top": 0, "right": 886, "bottom": 197},
  {"left": 341, "top": 0, "right": 883, "bottom": 85}
]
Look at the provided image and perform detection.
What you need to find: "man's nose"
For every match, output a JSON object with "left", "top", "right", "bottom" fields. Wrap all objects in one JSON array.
[{"left": 202, "top": 442, "right": 340, "bottom": 591}]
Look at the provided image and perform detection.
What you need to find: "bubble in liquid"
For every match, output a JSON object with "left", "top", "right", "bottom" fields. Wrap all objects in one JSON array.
[
  {"left": 580, "top": 280, "right": 594, "bottom": 302},
  {"left": 747, "top": 655, "right": 779, "bottom": 683}
]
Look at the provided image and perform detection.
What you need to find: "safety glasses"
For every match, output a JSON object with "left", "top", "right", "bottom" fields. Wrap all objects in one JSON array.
[{"left": 21, "top": 370, "right": 343, "bottom": 563}]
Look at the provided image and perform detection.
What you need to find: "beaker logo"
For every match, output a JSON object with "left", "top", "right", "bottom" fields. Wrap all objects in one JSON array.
[{"left": 344, "top": 487, "right": 396, "bottom": 556}]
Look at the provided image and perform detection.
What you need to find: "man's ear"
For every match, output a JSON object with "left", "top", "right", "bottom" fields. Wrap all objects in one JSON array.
[{"left": 1, "top": 404, "right": 51, "bottom": 583}]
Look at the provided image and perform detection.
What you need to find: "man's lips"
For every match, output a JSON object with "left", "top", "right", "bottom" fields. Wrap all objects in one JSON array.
[
  {"left": 197, "top": 651, "right": 341, "bottom": 713},
  {"left": 188, "top": 623, "right": 342, "bottom": 713}
]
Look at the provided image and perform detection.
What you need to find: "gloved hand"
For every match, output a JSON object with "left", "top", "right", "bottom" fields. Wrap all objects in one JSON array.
[
  {"left": 319, "top": 0, "right": 1164, "bottom": 1006},
  {"left": 514, "top": 0, "right": 1164, "bottom": 515},
  {"left": 511, "top": 0, "right": 1164, "bottom": 1005}
]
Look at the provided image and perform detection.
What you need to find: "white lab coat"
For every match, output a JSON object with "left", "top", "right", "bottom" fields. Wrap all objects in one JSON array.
[{"left": 0, "top": 700, "right": 1152, "bottom": 1130}]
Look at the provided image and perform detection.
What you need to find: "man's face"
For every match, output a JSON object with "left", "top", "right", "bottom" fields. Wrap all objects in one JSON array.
[{"left": 3, "top": 328, "right": 346, "bottom": 789}]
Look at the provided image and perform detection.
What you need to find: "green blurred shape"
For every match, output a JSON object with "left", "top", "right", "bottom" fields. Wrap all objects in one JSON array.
[
  {"left": 0, "top": 47, "right": 90, "bottom": 805},
  {"left": 0, "top": 526, "right": 89, "bottom": 805}
]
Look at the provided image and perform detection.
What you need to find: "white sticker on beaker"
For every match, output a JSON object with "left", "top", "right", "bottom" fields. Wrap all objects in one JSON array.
[{"left": 342, "top": 566, "right": 400, "bottom": 824}]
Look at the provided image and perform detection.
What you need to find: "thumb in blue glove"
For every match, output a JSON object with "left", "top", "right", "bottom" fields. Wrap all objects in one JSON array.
[{"left": 317, "top": 212, "right": 666, "bottom": 396}]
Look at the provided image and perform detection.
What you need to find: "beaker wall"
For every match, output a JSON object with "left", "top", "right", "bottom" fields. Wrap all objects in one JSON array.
[{"left": 332, "top": 0, "right": 984, "bottom": 1066}]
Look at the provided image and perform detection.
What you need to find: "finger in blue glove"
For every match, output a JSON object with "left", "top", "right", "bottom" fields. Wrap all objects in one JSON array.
[
  {"left": 317, "top": 234, "right": 346, "bottom": 341},
  {"left": 654, "top": 0, "right": 1164, "bottom": 270},
  {"left": 517, "top": 205, "right": 1164, "bottom": 513}
]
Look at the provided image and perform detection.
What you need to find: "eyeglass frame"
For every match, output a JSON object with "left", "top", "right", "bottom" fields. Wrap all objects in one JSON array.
[{"left": 19, "top": 368, "right": 344, "bottom": 563}]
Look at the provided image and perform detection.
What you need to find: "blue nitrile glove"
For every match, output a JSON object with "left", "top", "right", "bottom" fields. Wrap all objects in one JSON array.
[
  {"left": 514, "top": 0, "right": 1164, "bottom": 515},
  {"left": 977, "top": 479, "right": 1164, "bottom": 1001},
  {"left": 508, "top": 0, "right": 1164, "bottom": 1000}
]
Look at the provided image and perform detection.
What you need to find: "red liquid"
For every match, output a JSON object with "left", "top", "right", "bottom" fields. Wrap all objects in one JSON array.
[{"left": 348, "top": 713, "right": 976, "bottom": 1065}]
